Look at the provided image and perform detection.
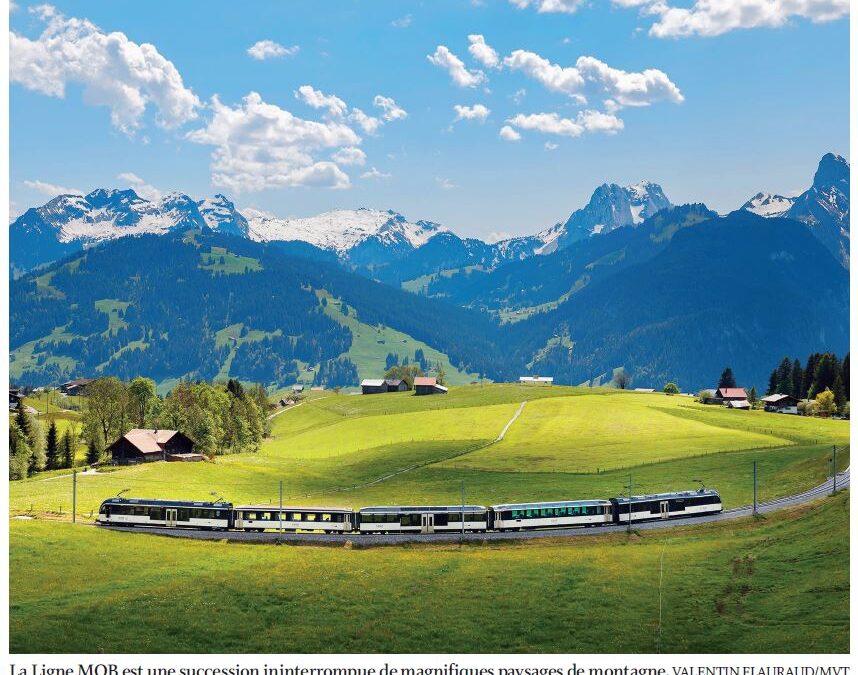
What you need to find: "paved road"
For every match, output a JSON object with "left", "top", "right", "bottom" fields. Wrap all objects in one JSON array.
[{"left": 99, "top": 468, "right": 849, "bottom": 547}]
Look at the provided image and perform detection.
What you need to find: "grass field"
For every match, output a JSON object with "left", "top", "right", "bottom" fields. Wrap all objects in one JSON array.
[{"left": 9, "top": 491, "right": 849, "bottom": 653}]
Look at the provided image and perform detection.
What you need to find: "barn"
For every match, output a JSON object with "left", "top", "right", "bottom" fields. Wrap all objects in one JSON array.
[
  {"left": 385, "top": 378, "right": 409, "bottom": 392},
  {"left": 107, "top": 429, "right": 197, "bottom": 465},
  {"left": 414, "top": 377, "right": 448, "bottom": 395},
  {"left": 361, "top": 379, "right": 388, "bottom": 395}
]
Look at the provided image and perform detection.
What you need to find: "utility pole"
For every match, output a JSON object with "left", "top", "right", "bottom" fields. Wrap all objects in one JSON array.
[
  {"left": 460, "top": 479, "right": 465, "bottom": 541},
  {"left": 72, "top": 469, "right": 77, "bottom": 524},
  {"left": 627, "top": 472, "right": 633, "bottom": 534},
  {"left": 752, "top": 461, "right": 757, "bottom": 515},
  {"left": 279, "top": 480, "right": 284, "bottom": 535},
  {"left": 832, "top": 446, "right": 837, "bottom": 495}
]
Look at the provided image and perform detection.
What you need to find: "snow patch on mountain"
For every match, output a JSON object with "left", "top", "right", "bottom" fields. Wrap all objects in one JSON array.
[
  {"left": 741, "top": 192, "right": 795, "bottom": 218},
  {"left": 243, "top": 207, "right": 446, "bottom": 254}
]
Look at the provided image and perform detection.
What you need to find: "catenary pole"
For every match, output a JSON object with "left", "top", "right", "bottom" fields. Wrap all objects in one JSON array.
[
  {"left": 461, "top": 479, "right": 465, "bottom": 540},
  {"left": 832, "top": 446, "right": 837, "bottom": 495},
  {"left": 753, "top": 461, "right": 757, "bottom": 515},
  {"left": 72, "top": 469, "right": 77, "bottom": 524},
  {"left": 627, "top": 472, "right": 633, "bottom": 534}
]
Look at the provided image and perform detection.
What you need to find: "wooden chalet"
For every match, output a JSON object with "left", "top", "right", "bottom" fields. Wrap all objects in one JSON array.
[
  {"left": 714, "top": 387, "right": 748, "bottom": 404},
  {"left": 385, "top": 378, "right": 409, "bottom": 392},
  {"left": 361, "top": 379, "right": 387, "bottom": 395},
  {"left": 725, "top": 399, "right": 751, "bottom": 410},
  {"left": 59, "top": 378, "right": 94, "bottom": 396},
  {"left": 414, "top": 377, "right": 448, "bottom": 395},
  {"left": 761, "top": 393, "right": 799, "bottom": 414},
  {"left": 107, "top": 429, "right": 198, "bottom": 465}
]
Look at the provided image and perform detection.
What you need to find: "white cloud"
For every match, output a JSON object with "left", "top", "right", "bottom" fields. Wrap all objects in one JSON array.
[
  {"left": 373, "top": 95, "right": 408, "bottom": 121},
  {"left": 361, "top": 167, "right": 391, "bottom": 180},
  {"left": 468, "top": 34, "right": 500, "bottom": 69},
  {"left": 247, "top": 40, "right": 299, "bottom": 60},
  {"left": 23, "top": 179, "right": 83, "bottom": 198},
  {"left": 499, "top": 125, "right": 522, "bottom": 141},
  {"left": 186, "top": 92, "right": 358, "bottom": 192},
  {"left": 391, "top": 14, "right": 413, "bottom": 28},
  {"left": 116, "top": 172, "right": 162, "bottom": 201},
  {"left": 427, "top": 45, "right": 486, "bottom": 88},
  {"left": 436, "top": 177, "right": 457, "bottom": 190},
  {"left": 504, "top": 49, "right": 683, "bottom": 107},
  {"left": 633, "top": 0, "right": 850, "bottom": 38},
  {"left": 295, "top": 85, "right": 348, "bottom": 118},
  {"left": 544, "top": 141, "right": 559, "bottom": 150},
  {"left": 349, "top": 108, "right": 382, "bottom": 135},
  {"left": 453, "top": 104, "right": 491, "bottom": 122},
  {"left": 512, "top": 88, "right": 527, "bottom": 105},
  {"left": 332, "top": 146, "right": 367, "bottom": 166},
  {"left": 508, "top": 110, "right": 625, "bottom": 137},
  {"left": 509, "top": 0, "right": 585, "bottom": 13},
  {"left": 486, "top": 231, "right": 513, "bottom": 243},
  {"left": 11, "top": 5, "right": 201, "bottom": 134}
]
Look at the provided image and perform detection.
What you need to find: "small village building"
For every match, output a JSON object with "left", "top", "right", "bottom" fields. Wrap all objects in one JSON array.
[
  {"left": 714, "top": 387, "right": 748, "bottom": 405},
  {"left": 59, "top": 378, "right": 94, "bottom": 396},
  {"left": 361, "top": 379, "right": 387, "bottom": 395},
  {"left": 291, "top": 384, "right": 305, "bottom": 393},
  {"left": 385, "top": 378, "right": 409, "bottom": 392},
  {"left": 107, "top": 429, "right": 198, "bottom": 465},
  {"left": 726, "top": 399, "right": 751, "bottom": 410},
  {"left": 761, "top": 393, "right": 799, "bottom": 414},
  {"left": 519, "top": 376, "right": 554, "bottom": 386},
  {"left": 634, "top": 388, "right": 656, "bottom": 393},
  {"left": 9, "top": 388, "right": 24, "bottom": 410},
  {"left": 414, "top": 377, "right": 447, "bottom": 395}
]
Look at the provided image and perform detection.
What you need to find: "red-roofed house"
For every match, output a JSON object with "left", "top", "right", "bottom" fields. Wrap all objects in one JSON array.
[
  {"left": 107, "top": 429, "right": 198, "bottom": 464},
  {"left": 715, "top": 387, "right": 748, "bottom": 401}
]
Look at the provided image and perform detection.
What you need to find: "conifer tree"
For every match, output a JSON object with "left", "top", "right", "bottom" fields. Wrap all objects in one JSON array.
[
  {"left": 790, "top": 359, "right": 803, "bottom": 399},
  {"left": 86, "top": 436, "right": 102, "bottom": 466},
  {"left": 842, "top": 353, "right": 850, "bottom": 401},
  {"left": 832, "top": 373, "right": 846, "bottom": 409},
  {"left": 45, "top": 421, "right": 59, "bottom": 471},
  {"left": 802, "top": 353, "right": 820, "bottom": 399},
  {"left": 766, "top": 369, "right": 779, "bottom": 396},
  {"left": 9, "top": 421, "right": 31, "bottom": 480},
  {"left": 748, "top": 386, "right": 758, "bottom": 406},
  {"left": 61, "top": 430, "right": 75, "bottom": 469},
  {"left": 718, "top": 368, "right": 736, "bottom": 389},
  {"left": 775, "top": 357, "right": 792, "bottom": 394}
]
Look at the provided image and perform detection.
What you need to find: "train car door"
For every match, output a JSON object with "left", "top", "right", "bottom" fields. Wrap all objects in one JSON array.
[
  {"left": 659, "top": 501, "right": 669, "bottom": 519},
  {"left": 166, "top": 508, "right": 177, "bottom": 528},
  {"left": 421, "top": 513, "right": 435, "bottom": 534},
  {"left": 235, "top": 511, "right": 244, "bottom": 529}
]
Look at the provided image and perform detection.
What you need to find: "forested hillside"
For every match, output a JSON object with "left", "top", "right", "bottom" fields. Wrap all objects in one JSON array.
[{"left": 10, "top": 229, "right": 509, "bottom": 388}]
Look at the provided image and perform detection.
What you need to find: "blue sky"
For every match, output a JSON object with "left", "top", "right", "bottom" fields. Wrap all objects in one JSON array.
[{"left": 9, "top": 0, "right": 850, "bottom": 239}]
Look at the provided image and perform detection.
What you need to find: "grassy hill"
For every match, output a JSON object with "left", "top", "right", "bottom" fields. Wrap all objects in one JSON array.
[{"left": 8, "top": 384, "right": 850, "bottom": 653}]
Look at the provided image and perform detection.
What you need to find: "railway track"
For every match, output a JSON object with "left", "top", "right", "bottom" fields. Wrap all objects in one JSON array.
[{"left": 99, "top": 467, "right": 849, "bottom": 547}]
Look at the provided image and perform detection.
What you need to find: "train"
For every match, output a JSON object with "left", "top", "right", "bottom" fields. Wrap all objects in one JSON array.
[{"left": 96, "top": 488, "right": 723, "bottom": 534}]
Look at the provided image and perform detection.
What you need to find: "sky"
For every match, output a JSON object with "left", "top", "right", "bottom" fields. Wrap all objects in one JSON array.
[{"left": 8, "top": 0, "right": 851, "bottom": 240}]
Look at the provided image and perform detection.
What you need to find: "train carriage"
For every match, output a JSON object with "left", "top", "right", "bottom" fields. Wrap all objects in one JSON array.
[
  {"left": 232, "top": 506, "right": 354, "bottom": 532},
  {"left": 358, "top": 505, "right": 488, "bottom": 534},
  {"left": 610, "top": 489, "right": 722, "bottom": 524},
  {"left": 489, "top": 499, "right": 613, "bottom": 531},
  {"left": 97, "top": 498, "right": 232, "bottom": 530}
]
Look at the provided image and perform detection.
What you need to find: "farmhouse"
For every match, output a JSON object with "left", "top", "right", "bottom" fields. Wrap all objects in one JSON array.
[
  {"left": 761, "top": 393, "right": 799, "bottom": 414},
  {"left": 361, "top": 379, "right": 388, "bottom": 395},
  {"left": 519, "top": 376, "right": 554, "bottom": 386},
  {"left": 414, "top": 376, "right": 448, "bottom": 395},
  {"left": 385, "top": 378, "right": 409, "bottom": 392},
  {"left": 59, "top": 378, "right": 94, "bottom": 396},
  {"left": 713, "top": 387, "right": 748, "bottom": 405},
  {"left": 107, "top": 429, "right": 198, "bottom": 465},
  {"left": 725, "top": 399, "right": 751, "bottom": 410}
]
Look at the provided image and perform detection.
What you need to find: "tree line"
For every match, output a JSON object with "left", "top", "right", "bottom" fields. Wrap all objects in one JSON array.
[
  {"left": 9, "top": 376, "right": 271, "bottom": 480},
  {"left": 766, "top": 352, "right": 849, "bottom": 408}
]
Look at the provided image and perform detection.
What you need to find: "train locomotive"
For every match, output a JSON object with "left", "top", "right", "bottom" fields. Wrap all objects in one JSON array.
[{"left": 96, "top": 488, "right": 722, "bottom": 534}]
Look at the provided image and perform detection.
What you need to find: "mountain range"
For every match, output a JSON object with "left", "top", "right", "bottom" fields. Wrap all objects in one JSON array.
[{"left": 9, "top": 153, "right": 850, "bottom": 392}]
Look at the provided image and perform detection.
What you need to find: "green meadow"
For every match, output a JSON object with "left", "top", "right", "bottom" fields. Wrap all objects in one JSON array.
[{"left": 9, "top": 492, "right": 849, "bottom": 653}]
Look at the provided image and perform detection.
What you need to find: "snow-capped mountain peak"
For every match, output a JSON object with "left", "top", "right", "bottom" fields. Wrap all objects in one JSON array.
[
  {"left": 741, "top": 192, "right": 795, "bottom": 218},
  {"left": 244, "top": 207, "right": 446, "bottom": 254}
]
